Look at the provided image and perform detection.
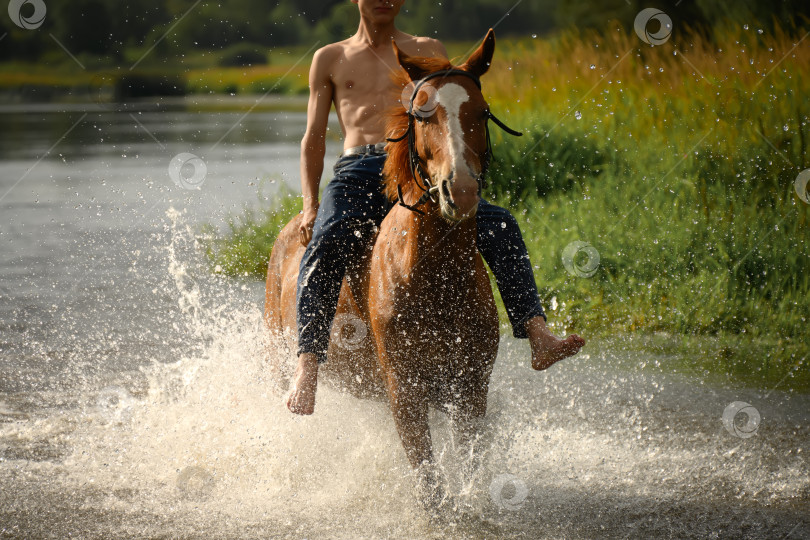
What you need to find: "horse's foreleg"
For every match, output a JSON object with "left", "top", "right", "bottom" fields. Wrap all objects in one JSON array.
[
  {"left": 450, "top": 393, "right": 490, "bottom": 489},
  {"left": 385, "top": 374, "right": 450, "bottom": 509},
  {"left": 451, "top": 412, "right": 484, "bottom": 451},
  {"left": 389, "top": 389, "right": 432, "bottom": 469}
]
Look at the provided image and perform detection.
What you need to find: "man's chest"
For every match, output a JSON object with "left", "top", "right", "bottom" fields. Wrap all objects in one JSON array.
[{"left": 331, "top": 50, "right": 402, "bottom": 97}]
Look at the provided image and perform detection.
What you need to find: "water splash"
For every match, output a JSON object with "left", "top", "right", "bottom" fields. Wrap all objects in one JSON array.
[{"left": 0, "top": 210, "right": 807, "bottom": 538}]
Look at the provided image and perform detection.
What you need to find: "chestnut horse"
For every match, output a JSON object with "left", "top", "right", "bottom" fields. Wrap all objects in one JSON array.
[{"left": 264, "top": 30, "right": 512, "bottom": 502}]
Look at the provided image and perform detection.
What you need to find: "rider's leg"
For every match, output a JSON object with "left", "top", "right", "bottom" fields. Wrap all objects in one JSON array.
[
  {"left": 475, "top": 200, "right": 545, "bottom": 336},
  {"left": 296, "top": 154, "right": 391, "bottom": 364},
  {"left": 288, "top": 154, "right": 391, "bottom": 414},
  {"left": 475, "top": 200, "right": 585, "bottom": 369}
]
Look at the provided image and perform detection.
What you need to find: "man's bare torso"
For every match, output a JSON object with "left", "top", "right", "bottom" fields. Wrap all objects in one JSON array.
[{"left": 318, "top": 35, "right": 444, "bottom": 148}]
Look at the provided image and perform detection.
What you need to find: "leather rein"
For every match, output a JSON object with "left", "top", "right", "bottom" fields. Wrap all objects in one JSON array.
[{"left": 385, "top": 69, "right": 523, "bottom": 215}]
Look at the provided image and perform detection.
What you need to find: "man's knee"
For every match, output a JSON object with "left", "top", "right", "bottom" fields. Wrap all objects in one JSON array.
[
  {"left": 477, "top": 202, "right": 522, "bottom": 242},
  {"left": 309, "top": 218, "right": 369, "bottom": 255}
]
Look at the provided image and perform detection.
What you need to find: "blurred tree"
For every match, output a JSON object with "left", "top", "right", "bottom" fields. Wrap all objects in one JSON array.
[
  {"left": 166, "top": 0, "right": 260, "bottom": 49},
  {"left": 51, "top": 0, "right": 115, "bottom": 55},
  {"left": 0, "top": 0, "right": 806, "bottom": 63},
  {"left": 0, "top": 18, "right": 47, "bottom": 61},
  {"left": 111, "top": 0, "right": 170, "bottom": 51},
  {"left": 556, "top": 0, "right": 809, "bottom": 35},
  {"left": 311, "top": 3, "right": 359, "bottom": 44},
  {"left": 399, "top": 0, "right": 557, "bottom": 40},
  {"left": 555, "top": 0, "right": 635, "bottom": 30},
  {"left": 268, "top": 2, "right": 313, "bottom": 46},
  {"left": 694, "top": 0, "right": 810, "bottom": 28}
]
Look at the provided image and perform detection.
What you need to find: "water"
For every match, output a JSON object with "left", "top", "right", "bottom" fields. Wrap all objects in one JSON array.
[{"left": 1, "top": 101, "right": 807, "bottom": 539}]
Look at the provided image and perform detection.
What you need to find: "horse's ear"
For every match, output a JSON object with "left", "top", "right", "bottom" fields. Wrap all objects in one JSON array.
[
  {"left": 461, "top": 29, "right": 495, "bottom": 78},
  {"left": 393, "top": 40, "right": 428, "bottom": 81}
]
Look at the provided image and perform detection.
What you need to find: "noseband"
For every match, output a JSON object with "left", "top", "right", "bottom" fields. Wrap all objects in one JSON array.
[{"left": 386, "top": 69, "right": 523, "bottom": 215}]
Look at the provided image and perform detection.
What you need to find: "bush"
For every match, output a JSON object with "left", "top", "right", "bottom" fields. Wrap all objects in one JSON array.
[
  {"left": 202, "top": 190, "right": 300, "bottom": 278},
  {"left": 486, "top": 123, "right": 620, "bottom": 204}
]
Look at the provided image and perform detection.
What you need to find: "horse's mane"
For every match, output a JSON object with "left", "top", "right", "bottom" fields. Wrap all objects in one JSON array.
[{"left": 382, "top": 56, "right": 455, "bottom": 203}]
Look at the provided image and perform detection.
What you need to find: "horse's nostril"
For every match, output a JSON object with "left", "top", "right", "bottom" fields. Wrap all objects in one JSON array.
[{"left": 441, "top": 180, "right": 457, "bottom": 210}]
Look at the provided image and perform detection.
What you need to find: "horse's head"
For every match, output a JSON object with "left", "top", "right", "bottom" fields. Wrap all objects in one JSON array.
[{"left": 384, "top": 30, "right": 498, "bottom": 222}]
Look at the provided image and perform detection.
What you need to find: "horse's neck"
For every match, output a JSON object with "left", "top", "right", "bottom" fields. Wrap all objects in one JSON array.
[{"left": 403, "top": 210, "right": 478, "bottom": 276}]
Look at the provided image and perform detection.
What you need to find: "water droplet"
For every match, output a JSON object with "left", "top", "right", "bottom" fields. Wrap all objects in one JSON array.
[
  {"left": 574, "top": 111, "right": 582, "bottom": 120},
  {"left": 589, "top": 64, "right": 596, "bottom": 70}
]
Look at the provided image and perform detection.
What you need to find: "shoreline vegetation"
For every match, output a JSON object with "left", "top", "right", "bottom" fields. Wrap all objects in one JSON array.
[
  {"left": 202, "top": 26, "right": 809, "bottom": 390},
  {"left": 5, "top": 26, "right": 806, "bottom": 389},
  {"left": 0, "top": 42, "right": 480, "bottom": 104}
]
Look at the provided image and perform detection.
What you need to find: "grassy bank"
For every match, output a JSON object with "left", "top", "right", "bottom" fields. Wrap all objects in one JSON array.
[
  {"left": 0, "top": 45, "right": 313, "bottom": 99},
  {"left": 204, "top": 25, "right": 808, "bottom": 386},
  {"left": 482, "top": 25, "right": 809, "bottom": 336}
]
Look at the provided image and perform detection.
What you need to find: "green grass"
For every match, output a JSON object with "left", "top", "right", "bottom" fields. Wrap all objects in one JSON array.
[
  {"left": 486, "top": 122, "right": 809, "bottom": 341},
  {"left": 201, "top": 191, "right": 300, "bottom": 279}
]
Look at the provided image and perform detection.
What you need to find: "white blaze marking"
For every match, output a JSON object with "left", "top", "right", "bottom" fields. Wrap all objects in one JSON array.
[{"left": 436, "top": 83, "right": 470, "bottom": 176}]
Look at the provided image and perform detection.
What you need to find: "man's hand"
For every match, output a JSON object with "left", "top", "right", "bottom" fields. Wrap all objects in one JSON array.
[{"left": 299, "top": 206, "right": 318, "bottom": 246}]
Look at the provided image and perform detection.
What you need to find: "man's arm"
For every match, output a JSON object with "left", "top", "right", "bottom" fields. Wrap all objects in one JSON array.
[{"left": 298, "top": 47, "right": 336, "bottom": 246}]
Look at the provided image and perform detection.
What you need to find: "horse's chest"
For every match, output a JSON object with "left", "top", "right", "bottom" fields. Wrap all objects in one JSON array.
[
  {"left": 392, "top": 299, "right": 491, "bottom": 353},
  {"left": 386, "top": 267, "right": 492, "bottom": 344}
]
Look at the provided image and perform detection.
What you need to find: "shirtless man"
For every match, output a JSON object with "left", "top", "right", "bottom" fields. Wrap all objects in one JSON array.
[{"left": 287, "top": 0, "right": 585, "bottom": 415}]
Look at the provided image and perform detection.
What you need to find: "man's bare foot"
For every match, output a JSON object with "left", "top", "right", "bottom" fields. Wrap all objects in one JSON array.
[
  {"left": 526, "top": 316, "right": 585, "bottom": 371},
  {"left": 286, "top": 353, "right": 319, "bottom": 415}
]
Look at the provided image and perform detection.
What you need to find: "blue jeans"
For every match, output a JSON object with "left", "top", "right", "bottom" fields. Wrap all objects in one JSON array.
[{"left": 296, "top": 153, "right": 546, "bottom": 363}]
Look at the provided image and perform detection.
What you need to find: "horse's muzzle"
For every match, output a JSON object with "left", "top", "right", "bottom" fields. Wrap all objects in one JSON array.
[{"left": 439, "top": 175, "right": 479, "bottom": 221}]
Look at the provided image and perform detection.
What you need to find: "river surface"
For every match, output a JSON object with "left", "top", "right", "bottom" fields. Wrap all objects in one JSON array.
[{"left": 0, "top": 100, "right": 807, "bottom": 539}]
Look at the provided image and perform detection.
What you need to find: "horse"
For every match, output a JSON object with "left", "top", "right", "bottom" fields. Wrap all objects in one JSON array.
[{"left": 264, "top": 29, "right": 515, "bottom": 505}]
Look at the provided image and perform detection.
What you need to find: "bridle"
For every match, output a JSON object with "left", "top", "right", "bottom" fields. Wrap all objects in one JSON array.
[{"left": 386, "top": 69, "right": 523, "bottom": 215}]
